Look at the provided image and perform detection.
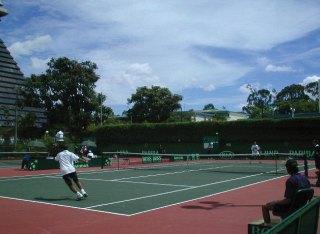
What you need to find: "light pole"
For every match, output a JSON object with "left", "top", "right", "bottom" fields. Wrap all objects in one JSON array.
[
  {"left": 100, "top": 92, "right": 103, "bottom": 126},
  {"left": 273, "top": 107, "right": 277, "bottom": 119},
  {"left": 290, "top": 107, "right": 295, "bottom": 118},
  {"left": 14, "top": 106, "right": 17, "bottom": 149},
  {"left": 14, "top": 85, "right": 18, "bottom": 149}
]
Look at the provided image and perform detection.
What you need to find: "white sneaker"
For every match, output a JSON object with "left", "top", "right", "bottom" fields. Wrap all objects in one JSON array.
[
  {"left": 76, "top": 193, "right": 83, "bottom": 201},
  {"left": 80, "top": 189, "right": 88, "bottom": 197}
]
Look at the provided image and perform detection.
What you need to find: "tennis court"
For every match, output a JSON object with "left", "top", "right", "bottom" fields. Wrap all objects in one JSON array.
[
  {"left": 0, "top": 154, "right": 310, "bottom": 215},
  {"left": 0, "top": 153, "right": 318, "bottom": 233}
]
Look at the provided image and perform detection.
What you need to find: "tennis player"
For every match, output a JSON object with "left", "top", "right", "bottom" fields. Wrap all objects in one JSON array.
[
  {"left": 251, "top": 141, "right": 261, "bottom": 156},
  {"left": 54, "top": 135, "right": 88, "bottom": 201}
]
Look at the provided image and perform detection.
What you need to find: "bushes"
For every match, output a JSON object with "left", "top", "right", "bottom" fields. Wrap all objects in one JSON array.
[{"left": 93, "top": 118, "right": 320, "bottom": 153}]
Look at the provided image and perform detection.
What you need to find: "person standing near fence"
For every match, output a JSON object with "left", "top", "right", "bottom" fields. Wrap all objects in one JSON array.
[{"left": 313, "top": 139, "right": 320, "bottom": 186}]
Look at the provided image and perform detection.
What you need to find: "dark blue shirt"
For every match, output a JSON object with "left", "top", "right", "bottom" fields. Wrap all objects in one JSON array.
[
  {"left": 23, "top": 154, "right": 31, "bottom": 161},
  {"left": 284, "top": 173, "right": 310, "bottom": 199}
]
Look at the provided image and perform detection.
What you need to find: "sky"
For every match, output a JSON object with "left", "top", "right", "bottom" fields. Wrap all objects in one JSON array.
[{"left": 1, "top": 0, "right": 320, "bottom": 115}]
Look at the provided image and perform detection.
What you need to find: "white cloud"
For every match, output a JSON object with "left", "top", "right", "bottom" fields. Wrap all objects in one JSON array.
[
  {"left": 30, "top": 57, "right": 49, "bottom": 72},
  {"left": 5, "top": 0, "right": 320, "bottom": 111},
  {"left": 239, "top": 84, "right": 252, "bottom": 94},
  {"left": 301, "top": 75, "right": 320, "bottom": 86},
  {"left": 265, "top": 64, "right": 295, "bottom": 72},
  {"left": 8, "top": 35, "right": 52, "bottom": 57},
  {"left": 202, "top": 84, "right": 216, "bottom": 92},
  {"left": 257, "top": 57, "right": 270, "bottom": 66},
  {"left": 96, "top": 63, "right": 162, "bottom": 104}
]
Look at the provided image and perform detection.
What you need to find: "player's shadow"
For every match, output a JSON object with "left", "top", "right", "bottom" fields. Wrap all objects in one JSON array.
[
  {"left": 35, "top": 196, "right": 73, "bottom": 201},
  {"left": 181, "top": 201, "right": 260, "bottom": 210}
]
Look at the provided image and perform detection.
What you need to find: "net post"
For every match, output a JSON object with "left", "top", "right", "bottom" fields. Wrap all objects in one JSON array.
[
  {"left": 117, "top": 153, "right": 120, "bottom": 170},
  {"left": 303, "top": 154, "right": 308, "bottom": 178},
  {"left": 186, "top": 154, "right": 189, "bottom": 169},
  {"left": 101, "top": 153, "right": 104, "bottom": 169},
  {"left": 275, "top": 153, "right": 278, "bottom": 174}
]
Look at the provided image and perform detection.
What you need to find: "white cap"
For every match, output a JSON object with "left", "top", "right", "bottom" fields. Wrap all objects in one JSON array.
[{"left": 55, "top": 131, "right": 64, "bottom": 142}]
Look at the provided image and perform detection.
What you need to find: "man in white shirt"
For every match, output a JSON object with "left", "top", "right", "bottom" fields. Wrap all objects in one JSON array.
[
  {"left": 55, "top": 138, "right": 88, "bottom": 201},
  {"left": 251, "top": 141, "right": 261, "bottom": 156}
]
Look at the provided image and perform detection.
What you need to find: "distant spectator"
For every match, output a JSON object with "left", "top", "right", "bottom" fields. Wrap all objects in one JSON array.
[
  {"left": 251, "top": 141, "right": 261, "bottom": 156},
  {"left": 207, "top": 142, "right": 214, "bottom": 154},
  {"left": 55, "top": 130, "right": 64, "bottom": 142},
  {"left": 80, "top": 145, "right": 89, "bottom": 157},
  {"left": 21, "top": 153, "right": 31, "bottom": 170},
  {"left": 158, "top": 144, "right": 166, "bottom": 154}
]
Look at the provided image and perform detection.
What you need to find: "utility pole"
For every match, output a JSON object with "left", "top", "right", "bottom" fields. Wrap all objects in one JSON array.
[
  {"left": 14, "top": 86, "right": 18, "bottom": 149},
  {"left": 14, "top": 106, "right": 17, "bottom": 149},
  {"left": 100, "top": 92, "right": 103, "bottom": 126}
]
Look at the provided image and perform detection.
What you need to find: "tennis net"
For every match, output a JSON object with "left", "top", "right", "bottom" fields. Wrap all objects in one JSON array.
[{"left": 102, "top": 151, "right": 310, "bottom": 176}]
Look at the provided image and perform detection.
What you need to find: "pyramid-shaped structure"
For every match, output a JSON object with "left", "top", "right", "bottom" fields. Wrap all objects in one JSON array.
[{"left": 0, "top": 39, "right": 46, "bottom": 126}]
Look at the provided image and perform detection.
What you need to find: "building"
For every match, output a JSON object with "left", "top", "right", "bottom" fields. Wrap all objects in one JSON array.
[
  {"left": 0, "top": 1, "right": 8, "bottom": 18},
  {"left": 194, "top": 109, "right": 248, "bottom": 122},
  {"left": 0, "top": 2, "right": 46, "bottom": 127}
]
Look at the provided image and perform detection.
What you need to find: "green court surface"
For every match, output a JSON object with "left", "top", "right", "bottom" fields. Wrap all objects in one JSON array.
[
  {"left": 0, "top": 162, "right": 294, "bottom": 216},
  {"left": 0, "top": 160, "right": 21, "bottom": 168}
]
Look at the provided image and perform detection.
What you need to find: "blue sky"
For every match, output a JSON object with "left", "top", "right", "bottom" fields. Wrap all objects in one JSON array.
[{"left": 1, "top": 0, "right": 320, "bottom": 114}]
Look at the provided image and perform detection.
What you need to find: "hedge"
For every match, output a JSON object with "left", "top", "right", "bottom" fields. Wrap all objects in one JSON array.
[{"left": 92, "top": 118, "right": 320, "bottom": 153}]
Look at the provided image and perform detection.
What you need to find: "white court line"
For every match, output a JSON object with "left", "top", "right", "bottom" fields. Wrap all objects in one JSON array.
[
  {"left": 128, "top": 175, "right": 288, "bottom": 216},
  {"left": 0, "top": 165, "right": 234, "bottom": 182},
  {"left": 85, "top": 172, "right": 266, "bottom": 209},
  {"left": 110, "top": 165, "right": 233, "bottom": 181},
  {"left": 0, "top": 195, "right": 130, "bottom": 217},
  {"left": 1, "top": 168, "right": 314, "bottom": 217},
  {"left": 0, "top": 175, "right": 59, "bottom": 182},
  {"left": 46, "top": 176, "right": 193, "bottom": 188}
]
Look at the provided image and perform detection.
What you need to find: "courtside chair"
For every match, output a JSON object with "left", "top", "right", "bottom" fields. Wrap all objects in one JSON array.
[{"left": 273, "top": 188, "right": 314, "bottom": 219}]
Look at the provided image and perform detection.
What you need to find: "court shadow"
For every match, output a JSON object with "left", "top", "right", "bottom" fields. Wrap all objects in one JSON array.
[
  {"left": 181, "top": 201, "right": 261, "bottom": 210},
  {"left": 35, "top": 196, "right": 73, "bottom": 202}
]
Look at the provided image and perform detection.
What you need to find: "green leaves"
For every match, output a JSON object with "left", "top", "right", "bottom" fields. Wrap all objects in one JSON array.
[
  {"left": 20, "top": 57, "right": 107, "bottom": 135},
  {"left": 127, "top": 86, "right": 182, "bottom": 123}
]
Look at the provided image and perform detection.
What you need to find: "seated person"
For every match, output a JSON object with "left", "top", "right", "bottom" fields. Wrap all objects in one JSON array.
[
  {"left": 21, "top": 154, "right": 31, "bottom": 170},
  {"left": 262, "top": 159, "right": 311, "bottom": 223}
]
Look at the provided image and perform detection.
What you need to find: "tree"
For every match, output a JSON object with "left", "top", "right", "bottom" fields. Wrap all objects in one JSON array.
[
  {"left": 203, "top": 103, "right": 215, "bottom": 110},
  {"left": 127, "top": 86, "right": 182, "bottom": 123},
  {"left": 275, "top": 84, "right": 316, "bottom": 113},
  {"left": 19, "top": 57, "right": 110, "bottom": 134},
  {"left": 305, "top": 81, "right": 318, "bottom": 100},
  {"left": 242, "top": 86, "right": 275, "bottom": 118}
]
